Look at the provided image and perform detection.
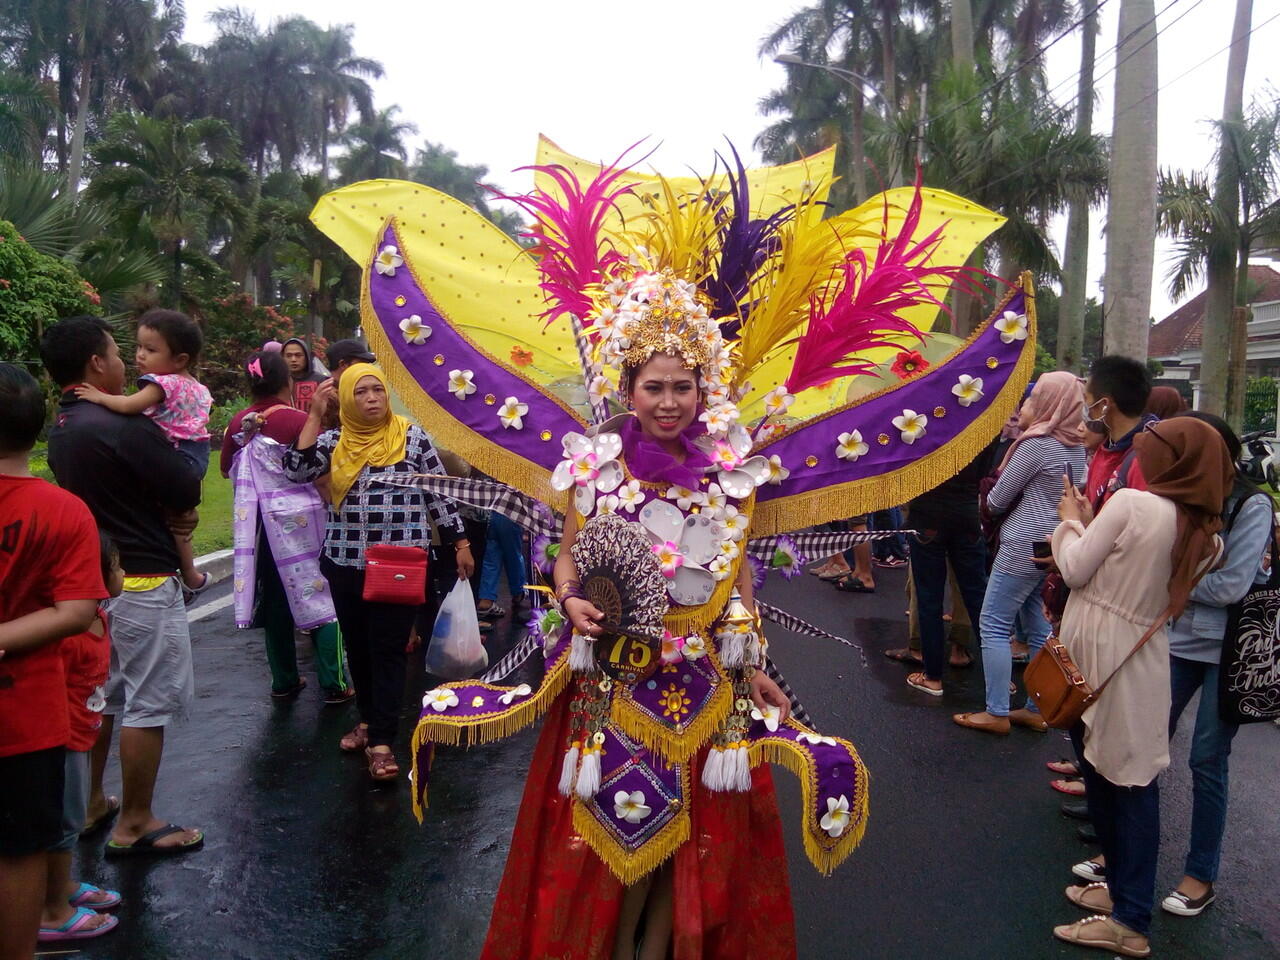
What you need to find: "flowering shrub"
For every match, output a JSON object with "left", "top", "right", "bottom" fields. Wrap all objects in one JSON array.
[
  {"left": 0, "top": 220, "right": 95, "bottom": 368},
  {"left": 195, "top": 293, "right": 327, "bottom": 405}
]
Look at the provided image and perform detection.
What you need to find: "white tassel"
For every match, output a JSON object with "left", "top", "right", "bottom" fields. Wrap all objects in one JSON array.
[
  {"left": 557, "top": 744, "right": 580, "bottom": 797},
  {"left": 744, "top": 631, "right": 762, "bottom": 667},
  {"left": 718, "top": 631, "right": 746, "bottom": 669},
  {"left": 729, "top": 745, "right": 752, "bottom": 792},
  {"left": 701, "top": 746, "right": 726, "bottom": 791},
  {"left": 575, "top": 747, "right": 602, "bottom": 798},
  {"left": 569, "top": 633, "right": 595, "bottom": 672}
]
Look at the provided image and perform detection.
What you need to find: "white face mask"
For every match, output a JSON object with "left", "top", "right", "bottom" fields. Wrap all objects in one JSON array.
[{"left": 1083, "top": 398, "right": 1109, "bottom": 435}]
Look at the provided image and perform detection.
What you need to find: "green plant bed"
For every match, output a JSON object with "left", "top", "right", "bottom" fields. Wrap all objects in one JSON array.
[{"left": 193, "top": 454, "right": 233, "bottom": 556}]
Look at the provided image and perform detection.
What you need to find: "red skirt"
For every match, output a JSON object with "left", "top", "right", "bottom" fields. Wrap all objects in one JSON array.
[{"left": 480, "top": 693, "right": 797, "bottom": 960}]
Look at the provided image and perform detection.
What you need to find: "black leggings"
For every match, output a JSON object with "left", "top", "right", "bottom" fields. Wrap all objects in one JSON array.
[{"left": 320, "top": 557, "right": 418, "bottom": 749}]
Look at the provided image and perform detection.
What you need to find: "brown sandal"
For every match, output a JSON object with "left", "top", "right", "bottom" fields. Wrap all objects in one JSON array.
[
  {"left": 339, "top": 724, "right": 368, "bottom": 752},
  {"left": 365, "top": 748, "right": 400, "bottom": 782},
  {"left": 952, "top": 712, "right": 1011, "bottom": 735}
]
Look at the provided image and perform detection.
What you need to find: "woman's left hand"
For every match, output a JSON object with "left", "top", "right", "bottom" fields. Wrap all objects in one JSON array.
[
  {"left": 455, "top": 544, "right": 475, "bottom": 580},
  {"left": 749, "top": 669, "right": 790, "bottom": 724}
]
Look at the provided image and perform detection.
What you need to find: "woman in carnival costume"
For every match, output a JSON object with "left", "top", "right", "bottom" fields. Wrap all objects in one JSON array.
[{"left": 309, "top": 138, "right": 1039, "bottom": 958}]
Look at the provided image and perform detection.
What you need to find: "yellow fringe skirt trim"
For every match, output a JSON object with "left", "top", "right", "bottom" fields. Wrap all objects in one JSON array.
[
  {"left": 609, "top": 667, "right": 732, "bottom": 766},
  {"left": 410, "top": 645, "right": 572, "bottom": 823},
  {"left": 749, "top": 729, "right": 871, "bottom": 876},
  {"left": 571, "top": 768, "right": 693, "bottom": 886}
]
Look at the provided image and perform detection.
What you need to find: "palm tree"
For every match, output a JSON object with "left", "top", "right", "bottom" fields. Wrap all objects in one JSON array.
[
  {"left": 87, "top": 112, "right": 250, "bottom": 306},
  {"left": 1057, "top": 0, "right": 1100, "bottom": 372},
  {"left": 305, "top": 22, "right": 381, "bottom": 184},
  {"left": 337, "top": 105, "right": 416, "bottom": 182},
  {"left": 1101, "top": 0, "right": 1159, "bottom": 361},
  {"left": 0, "top": 68, "right": 53, "bottom": 160}
]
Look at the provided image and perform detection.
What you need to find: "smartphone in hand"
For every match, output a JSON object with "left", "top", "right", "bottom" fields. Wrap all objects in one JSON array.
[{"left": 1032, "top": 540, "right": 1054, "bottom": 561}]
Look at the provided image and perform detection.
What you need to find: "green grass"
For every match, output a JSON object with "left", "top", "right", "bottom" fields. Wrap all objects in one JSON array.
[{"left": 29, "top": 445, "right": 233, "bottom": 556}]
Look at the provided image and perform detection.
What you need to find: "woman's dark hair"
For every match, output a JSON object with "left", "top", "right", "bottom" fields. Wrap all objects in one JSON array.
[
  {"left": 39, "top": 315, "right": 114, "bottom": 387},
  {"left": 0, "top": 362, "right": 47, "bottom": 453},
  {"left": 137, "top": 309, "right": 203, "bottom": 364},
  {"left": 98, "top": 529, "right": 119, "bottom": 582},
  {"left": 244, "top": 350, "right": 290, "bottom": 398},
  {"left": 1087, "top": 355, "right": 1151, "bottom": 416}
]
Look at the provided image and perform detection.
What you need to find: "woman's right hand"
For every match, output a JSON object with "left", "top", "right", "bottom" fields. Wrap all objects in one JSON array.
[
  {"left": 310, "top": 379, "right": 336, "bottom": 419},
  {"left": 563, "top": 597, "right": 605, "bottom": 637}
]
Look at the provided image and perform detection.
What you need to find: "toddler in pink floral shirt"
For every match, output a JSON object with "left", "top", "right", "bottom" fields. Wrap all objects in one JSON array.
[{"left": 76, "top": 310, "right": 212, "bottom": 596}]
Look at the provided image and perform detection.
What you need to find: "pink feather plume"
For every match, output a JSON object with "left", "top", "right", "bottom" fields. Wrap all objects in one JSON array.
[
  {"left": 784, "top": 171, "right": 991, "bottom": 394},
  {"left": 494, "top": 152, "right": 641, "bottom": 326}
]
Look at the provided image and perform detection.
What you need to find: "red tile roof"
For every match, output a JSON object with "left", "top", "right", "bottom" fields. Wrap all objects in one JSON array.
[{"left": 1149, "top": 264, "right": 1280, "bottom": 357}]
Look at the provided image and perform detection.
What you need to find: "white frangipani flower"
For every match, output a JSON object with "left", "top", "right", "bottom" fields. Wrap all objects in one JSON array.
[
  {"left": 750, "top": 703, "right": 781, "bottom": 732},
  {"left": 588, "top": 375, "right": 612, "bottom": 403},
  {"left": 665, "top": 486, "right": 704, "bottom": 512},
  {"left": 613, "top": 789, "right": 653, "bottom": 824},
  {"left": 447, "top": 369, "right": 477, "bottom": 401},
  {"left": 708, "top": 556, "right": 732, "bottom": 581},
  {"left": 951, "top": 374, "right": 984, "bottom": 407},
  {"left": 892, "top": 409, "right": 928, "bottom": 445},
  {"left": 497, "top": 396, "right": 528, "bottom": 430},
  {"left": 836, "top": 430, "right": 870, "bottom": 461},
  {"left": 703, "top": 483, "right": 727, "bottom": 514},
  {"left": 797, "top": 731, "right": 838, "bottom": 747},
  {"left": 550, "top": 432, "right": 625, "bottom": 518},
  {"left": 498, "top": 683, "right": 532, "bottom": 705},
  {"left": 596, "top": 494, "right": 620, "bottom": 516},
  {"left": 719, "top": 505, "right": 746, "bottom": 542},
  {"left": 680, "top": 635, "right": 708, "bottom": 659},
  {"left": 995, "top": 310, "right": 1028, "bottom": 344},
  {"left": 374, "top": 244, "right": 404, "bottom": 276},
  {"left": 423, "top": 687, "right": 459, "bottom": 712},
  {"left": 765, "top": 454, "right": 790, "bottom": 485},
  {"left": 718, "top": 539, "right": 741, "bottom": 561},
  {"left": 399, "top": 315, "right": 430, "bottom": 344},
  {"left": 616, "top": 479, "right": 645, "bottom": 513},
  {"left": 763, "top": 385, "right": 795, "bottom": 416},
  {"left": 820, "top": 795, "right": 852, "bottom": 838}
]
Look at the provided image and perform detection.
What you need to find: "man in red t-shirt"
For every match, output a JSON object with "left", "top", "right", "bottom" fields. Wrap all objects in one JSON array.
[
  {"left": 1083, "top": 355, "right": 1155, "bottom": 511},
  {"left": 0, "top": 364, "right": 107, "bottom": 956}
]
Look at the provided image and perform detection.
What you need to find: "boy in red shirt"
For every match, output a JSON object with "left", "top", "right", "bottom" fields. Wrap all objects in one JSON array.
[
  {"left": 0, "top": 363, "right": 107, "bottom": 959},
  {"left": 38, "top": 531, "right": 124, "bottom": 943},
  {"left": 1082, "top": 355, "right": 1154, "bottom": 510}
]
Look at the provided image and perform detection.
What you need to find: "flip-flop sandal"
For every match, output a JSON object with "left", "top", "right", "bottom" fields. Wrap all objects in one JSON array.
[
  {"left": 952, "top": 712, "right": 1011, "bottom": 735},
  {"left": 1051, "top": 778, "right": 1087, "bottom": 796},
  {"left": 1066, "top": 882, "right": 1114, "bottom": 912},
  {"left": 104, "top": 824, "right": 204, "bottom": 858},
  {"left": 1047, "top": 758, "right": 1080, "bottom": 775},
  {"left": 38, "top": 906, "right": 119, "bottom": 942},
  {"left": 906, "top": 673, "right": 943, "bottom": 697},
  {"left": 833, "top": 575, "right": 875, "bottom": 593},
  {"left": 818, "top": 568, "right": 852, "bottom": 581},
  {"left": 79, "top": 796, "right": 120, "bottom": 838},
  {"left": 1052, "top": 915, "right": 1150, "bottom": 958},
  {"left": 271, "top": 678, "right": 307, "bottom": 700},
  {"left": 68, "top": 881, "right": 122, "bottom": 910}
]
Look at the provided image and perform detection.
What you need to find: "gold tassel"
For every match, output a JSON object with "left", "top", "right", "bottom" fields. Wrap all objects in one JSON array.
[
  {"left": 749, "top": 736, "right": 871, "bottom": 876},
  {"left": 570, "top": 790, "right": 692, "bottom": 886},
  {"left": 609, "top": 674, "right": 732, "bottom": 765},
  {"left": 751, "top": 276, "right": 1037, "bottom": 537},
  {"left": 359, "top": 221, "right": 577, "bottom": 514}
]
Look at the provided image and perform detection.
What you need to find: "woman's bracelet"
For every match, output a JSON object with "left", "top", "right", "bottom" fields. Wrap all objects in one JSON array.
[
  {"left": 556, "top": 579, "right": 585, "bottom": 604},
  {"left": 454, "top": 538, "right": 471, "bottom": 550}
]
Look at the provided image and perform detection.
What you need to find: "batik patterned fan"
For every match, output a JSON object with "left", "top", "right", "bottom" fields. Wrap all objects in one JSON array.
[{"left": 571, "top": 513, "right": 669, "bottom": 683}]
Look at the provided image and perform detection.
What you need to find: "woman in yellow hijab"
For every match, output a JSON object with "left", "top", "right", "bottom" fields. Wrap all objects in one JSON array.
[{"left": 284, "top": 363, "right": 474, "bottom": 782}]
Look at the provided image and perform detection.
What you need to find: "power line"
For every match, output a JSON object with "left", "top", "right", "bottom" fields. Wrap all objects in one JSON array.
[{"left": 972, "top": 7, "right": 1280, "bottom": 200}]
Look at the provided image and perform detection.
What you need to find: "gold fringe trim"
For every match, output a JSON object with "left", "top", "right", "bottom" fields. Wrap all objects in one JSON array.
[
  {"left": 751, "top": 274, "right": 1037, "bottom": 536},
  {"left": 610, "top": 658, "right": 733, "bottom": 765},
  {"left": 360, "top": 220, "right": 575, "bottom": 513},
  {"left": 570, "top": 770, "right": 692, "bottom": 886},
  {"left": 409, "top": 647, "right": 571, "bottom": 823},
  {"left": 749, "top": 732, "right": 871, "bottom": 876}
]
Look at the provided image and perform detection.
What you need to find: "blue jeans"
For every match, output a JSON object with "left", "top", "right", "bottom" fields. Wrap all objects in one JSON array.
[
  {"left": 871, "top": 507, "right": 908, "bottom": 561},
  {"left": 909, "top": 527, "right": 987, "bottom": 680},
  {"left": 978, "top": 567, "right": 1049, "bottom": 715},
  {"left": 1169, "top": 655, "right": 1240, "bottom": 884},
  {"left": 1071, "top": 724, "right": 1160, "bottom": 936},
  {"left": 478, "top": 512, "right": 526, "bottom": 603}
]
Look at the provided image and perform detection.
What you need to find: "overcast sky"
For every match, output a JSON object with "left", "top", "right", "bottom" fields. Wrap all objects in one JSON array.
[{"left": 183, "top": 0, "right": 1280, "bottom": 323}]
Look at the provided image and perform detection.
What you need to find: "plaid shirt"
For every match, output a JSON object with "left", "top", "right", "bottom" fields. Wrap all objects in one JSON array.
[{"left": 283, "top": 425, "right": 466, "bottom": 568}]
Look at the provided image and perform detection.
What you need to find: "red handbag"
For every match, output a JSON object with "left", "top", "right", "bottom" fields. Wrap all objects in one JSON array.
[{"left": 362, "top": 545, "right": 429, "bottom": 605}]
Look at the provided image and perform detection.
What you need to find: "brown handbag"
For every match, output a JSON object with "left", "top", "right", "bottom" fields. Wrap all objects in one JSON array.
[{"left": 1024, "top": 607, "right": 1172, "bottom": 729}]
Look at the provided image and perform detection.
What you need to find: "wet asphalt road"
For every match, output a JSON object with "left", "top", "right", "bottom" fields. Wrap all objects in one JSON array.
[{"left": 56, "top": 568, "right": 1278, "bottom": 960}]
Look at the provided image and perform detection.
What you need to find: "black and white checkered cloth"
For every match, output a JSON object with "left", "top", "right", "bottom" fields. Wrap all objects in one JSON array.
[
  {"left": 376, "top": 474, "right": 562, "bottom": 541},
  {"left": 281, "top": 426, "right": 466, "bottom": 568},
  {"left": 747, "top": 530, "right": 913, "bottom": 562}
]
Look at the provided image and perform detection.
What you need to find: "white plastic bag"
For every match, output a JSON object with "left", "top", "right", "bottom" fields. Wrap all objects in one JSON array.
[{"left": 424, "top": 578, "right": 489, "bottom": 679}]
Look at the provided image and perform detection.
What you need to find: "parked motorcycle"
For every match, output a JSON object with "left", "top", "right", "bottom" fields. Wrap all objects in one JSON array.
[{"left": 1239, "top": 430, "right": 1280, "bottom": 492}]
